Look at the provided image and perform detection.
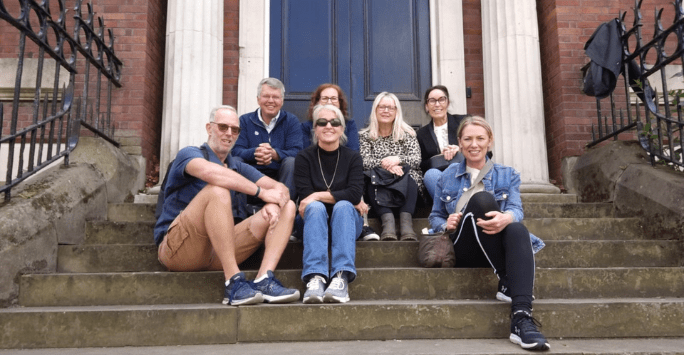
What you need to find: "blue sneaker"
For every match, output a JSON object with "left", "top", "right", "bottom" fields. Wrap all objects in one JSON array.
[
  {"left": 323, "top": 271, "right": 350, "bottom": 303},
  {"left": 222, "top": 272, "right": 263, "bottom": 306},
  {"left": 252, "top": 270, "right": 300, "bottom": 303}
]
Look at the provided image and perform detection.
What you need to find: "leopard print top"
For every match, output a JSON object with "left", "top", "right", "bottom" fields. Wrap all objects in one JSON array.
[{"left": 359, "top": 130, "right": 424, "bottom": 194}]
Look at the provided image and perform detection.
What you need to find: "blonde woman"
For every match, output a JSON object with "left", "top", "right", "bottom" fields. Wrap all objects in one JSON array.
[{"left": 359, "top": 92, "right": 423, "bottom": 241}]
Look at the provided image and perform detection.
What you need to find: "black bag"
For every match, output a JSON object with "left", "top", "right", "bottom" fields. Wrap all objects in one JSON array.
[
  {"left": 418, "top": 232, "right": 455, "bottom": 268},
  {"left": 154, "top": 146, "right": 208, "bottom": 221},
  {"left": 427, "top": 152, "right": 464, "bottom": 171}
]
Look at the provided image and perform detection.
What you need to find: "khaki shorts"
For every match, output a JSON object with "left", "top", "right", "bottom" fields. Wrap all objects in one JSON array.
[{"left": 158, "top": 209, "right": 262, "bottom": 271}]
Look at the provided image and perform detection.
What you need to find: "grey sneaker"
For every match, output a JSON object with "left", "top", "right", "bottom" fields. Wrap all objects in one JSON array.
[
  {"left": 323, "top": 272, "right": 350, "bottom": 303},
  {"left": 303, "top": 275, "right": 326, "bottom": 304}
]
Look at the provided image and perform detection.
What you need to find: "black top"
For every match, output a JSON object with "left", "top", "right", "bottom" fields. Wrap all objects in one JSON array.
[
  {"left": 416, "top": 113, "right": 466, "bottom": 173},
  {"left": 294, "top": 144, "right": 364, "bottom": 212}
]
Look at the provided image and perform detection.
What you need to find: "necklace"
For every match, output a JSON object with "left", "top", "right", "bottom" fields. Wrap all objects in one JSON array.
[{"left": 317, "top": 147, "right": 340, "bottom": 192}]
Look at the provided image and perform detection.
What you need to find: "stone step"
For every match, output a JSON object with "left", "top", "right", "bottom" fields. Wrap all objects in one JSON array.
[
  {"left": 106, "top": 200, "right": 613, "bottom": 223},
  {"left": 520, "top": 193, "right": 577, "bottom": 203},
  {"left": 85, "top": 217, "right": 644, "bottom": 246},
  {"left": 5, "top": 338, "right": 684, "bottom": 355},
  {"left": 2, "top": 298, "right": 683, "bottom": 348},
  {"left": 522, "top": 202, "right": 614, "bottom": 218},
  {"left": 85, "top": 221, "right": 155, "bottom": 244},
  {"left": 107, "top": 203, "right": 156, "bottom": 222},
  {"left": 19, "top": 267, "right": 684, "bottom": 307},
  {"left": 57, "top": 239, "right": 682, "bottom": 273}
]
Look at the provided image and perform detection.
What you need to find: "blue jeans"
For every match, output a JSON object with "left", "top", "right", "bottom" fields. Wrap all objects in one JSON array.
[
  {"left": 277, "top": 156, "right": 297, "bottom": 201},
  {"left": 302, "top": 200, "right": 362, "bottom": 283},
  {"left": 424, "top": 168, "right": 442, "bottom": 201}
]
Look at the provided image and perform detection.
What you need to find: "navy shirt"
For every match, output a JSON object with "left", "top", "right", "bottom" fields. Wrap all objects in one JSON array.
[{"left": 153, "top": 143, "right": 264, "bottom": 246}]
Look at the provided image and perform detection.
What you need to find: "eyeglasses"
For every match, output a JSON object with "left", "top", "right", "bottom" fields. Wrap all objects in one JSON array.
[
  {"left": 377, "top": 105, "right": 397, "bottom": 112},
  {"left": 315, "top": 118, "right": 342, "bottom": 127},
  {"left": 211, "top": 122, "right": 241, "bottom": 135},
  {"left": 427, "top": 96, "right": 448, "bottom": 106},
  {"left": 319, "top": 96, "right": 339, "bottom": 104},
  {"left": 260, "top": 94, "right": 282, "bottom": 102}
]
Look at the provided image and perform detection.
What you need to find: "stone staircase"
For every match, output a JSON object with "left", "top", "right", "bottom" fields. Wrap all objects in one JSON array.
[{"left": 1, "top": 194, "right": 684, "bottom": 350}]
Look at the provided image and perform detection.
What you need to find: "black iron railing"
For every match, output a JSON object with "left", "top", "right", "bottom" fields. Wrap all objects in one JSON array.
[
  {"left": 0, "top": 0, "right": 122, "bottom": 201},
  {"left": 586, "top": 0, "right": 683, "bottom": 170}
]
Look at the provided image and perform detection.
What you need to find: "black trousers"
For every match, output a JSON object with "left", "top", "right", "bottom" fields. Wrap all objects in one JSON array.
[
  {"left": 451, "top": 191, "right": 535, "bottom": 312},
  {"left": 366, "top": 176, "right": 418, "bottom": 216}
]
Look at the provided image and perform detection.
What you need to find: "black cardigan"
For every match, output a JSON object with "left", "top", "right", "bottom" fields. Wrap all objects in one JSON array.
[{"left": 416, "top": 113, "right": 466, "bottom": 173}]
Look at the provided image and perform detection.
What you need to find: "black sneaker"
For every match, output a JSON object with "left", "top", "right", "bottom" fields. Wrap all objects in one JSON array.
[
  {"left": 509, "top": 310, "right": 550, "bottom": 351},
  {"left": 496, "top": 276, "right": 534, "bottom": 303},
  {"left": 496, "top": 276, "right": 511, "bottom": 303},
  {"left": 359, "top": 225, "right": 380, "bottom": 241}
]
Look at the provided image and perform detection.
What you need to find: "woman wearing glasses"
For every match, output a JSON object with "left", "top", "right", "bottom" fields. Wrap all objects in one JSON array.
[
  {"left": 359, "top": 92, "right": 423, "bottom": 241},
  {"left": 294, "top": 104, "right": 365, "bottom": 303},
  {"left": 416, "top": 85, "right": 468, "bottom": 200},
  {"left": 301, "top": 83, "right": 360, "bottom": 151}
]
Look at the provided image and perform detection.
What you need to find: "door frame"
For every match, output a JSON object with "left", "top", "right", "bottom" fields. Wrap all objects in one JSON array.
[{"left": 237, "top": 0, "right": 466, "bottom": 118}]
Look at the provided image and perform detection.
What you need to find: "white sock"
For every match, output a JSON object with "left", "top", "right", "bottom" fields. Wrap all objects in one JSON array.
[{"left": 254, "top": 273, "right": 268, "bottom": 283}]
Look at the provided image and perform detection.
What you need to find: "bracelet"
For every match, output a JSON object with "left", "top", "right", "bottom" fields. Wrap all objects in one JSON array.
[{"left": 253, "top": 186, "right": 261, "bottom": 198}]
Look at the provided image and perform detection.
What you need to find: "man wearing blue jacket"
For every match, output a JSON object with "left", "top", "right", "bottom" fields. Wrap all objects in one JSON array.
[{"left": 232, "top": 78, "right": 303, "bottom": 200}]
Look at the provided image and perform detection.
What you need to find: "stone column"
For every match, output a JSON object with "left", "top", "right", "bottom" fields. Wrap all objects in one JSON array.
[
  {"left": 237, "top": 0, "right": 269, "bottom": 116},
  {"left": 159, "top": 0, "right": 223, "bottom": 178},
  {"left": 430, "top": 0, "right": 467, "bottom": 115},
  {"left": 481, "top": 0, "right": 559, "bottom": 193}
]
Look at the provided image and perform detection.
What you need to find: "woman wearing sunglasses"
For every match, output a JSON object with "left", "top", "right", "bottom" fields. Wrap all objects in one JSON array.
[
  {"left": 301, "top": 83, "right": 359, "bottom": 151},
  {"left": 294, "top": 104, "right": 365, "bottom": 303},
  {"left": 359, "top": 92, "right": 423, "bottom": 241}
]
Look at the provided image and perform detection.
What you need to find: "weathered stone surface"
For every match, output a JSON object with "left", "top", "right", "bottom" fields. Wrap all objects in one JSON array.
[
  {"left": 570, "top": 140, "right": 649, "bottom": 202},
  {"left": 0, "top": 164, "right": 106, "bottom": 307},
  {"left": 569, "top": 140, "right": 684, "bottom": 241},
  {"left": 0, "top": 304, "right": 238, "bottom": 349},
  {"left": 615, "top": 164, "right": 684, "bottom": 241},
  {"left": 70, "top": 137, "right": 145, "bottom": 203},
  {"left": 18, "top": 267, "right": 684, "bottom": 307},
  {"left": 0, "top": 137, "right": 143, "bottom": 307},
  {"left": 84, "top": 220, "right": 155, "bottom": 244}
]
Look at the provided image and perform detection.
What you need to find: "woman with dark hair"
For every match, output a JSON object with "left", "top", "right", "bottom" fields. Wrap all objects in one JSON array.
[
  {"left": 416, "top": 85, "right": 468, "bottom": 200},
  {"left": 295, "top": 104, "right": 365, "bottom": 303},
  {"left": 359, "top": 92, "right": 423, "bottom": 241},
  {"left": 429, "top": 116, "right": 549, "bottom": 351},
  {"left": 301, "top": 83, "right": 359, "bottom": 151}
]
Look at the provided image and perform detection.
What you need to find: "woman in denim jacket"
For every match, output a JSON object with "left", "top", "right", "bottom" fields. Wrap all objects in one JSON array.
[{"left": 429, "top": 116, "right": 550, "bottom": 351}]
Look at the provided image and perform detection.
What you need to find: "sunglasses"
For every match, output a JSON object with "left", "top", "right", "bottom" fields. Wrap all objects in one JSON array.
[
  {"left": 211, "top": 122, "right": 241, "bottom": 135},
  {"left": 315, "top": 118, "right": 342, "bottom": 127}
]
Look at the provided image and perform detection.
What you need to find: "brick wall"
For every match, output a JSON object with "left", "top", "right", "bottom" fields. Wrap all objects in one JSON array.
[
  {"left": 462, "top": 0, "right": 485, "bottom": 117},
  {"left": 223, "top": 0, "right": 240, "bottom": 108},
  {"left": 1, "top": 0, "right": 167, "bottom": 180},
  {"left": 90, "top": 0, "right": 167, "bottom": 177},
  {"left": 538, "top": 0, "right": 672, "bottom": 187}
]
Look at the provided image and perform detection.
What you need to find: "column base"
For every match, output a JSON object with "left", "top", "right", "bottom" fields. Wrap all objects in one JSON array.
[{"left": 520, "top": 182, "right": 561, "bottom": 194}]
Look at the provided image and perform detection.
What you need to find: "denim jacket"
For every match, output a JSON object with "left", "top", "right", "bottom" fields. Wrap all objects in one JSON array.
[{"left": 428, "top": 158, "right": 545, "bottom": 253}]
